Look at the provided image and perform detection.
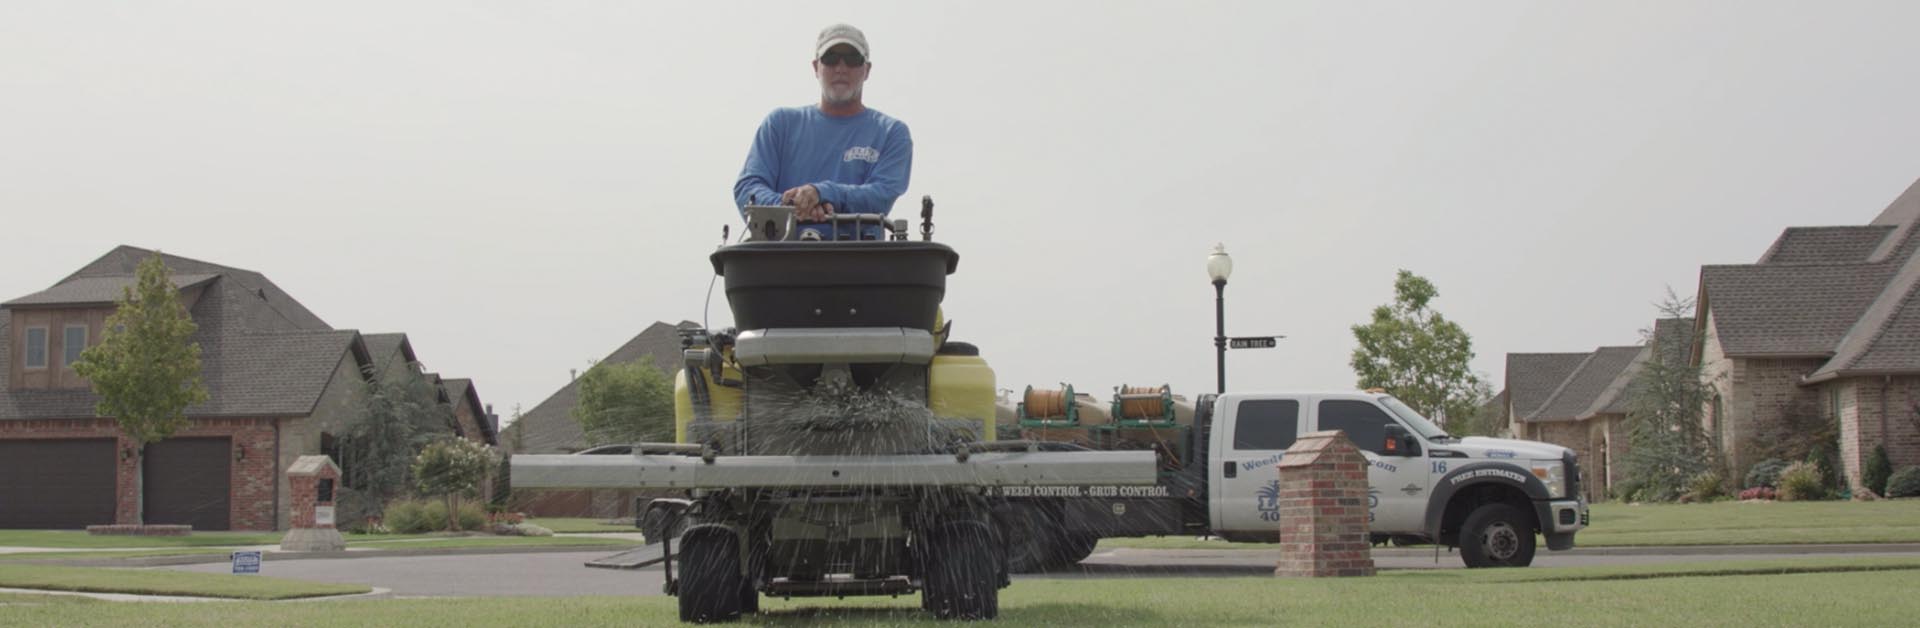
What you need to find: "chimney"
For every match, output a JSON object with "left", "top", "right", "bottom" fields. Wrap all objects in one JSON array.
[{"left": 570, "top": 368, "right": 577, "bottom": 381}]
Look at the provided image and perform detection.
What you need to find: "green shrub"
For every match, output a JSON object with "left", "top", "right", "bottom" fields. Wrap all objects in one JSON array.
[
  {"left": 1685, "top": 470, "right": 1725, "bottom": 501},
  {"left": 1776, "top": 461, "right": 1828, "bottom": 501},
  {"left": 1807, "top": 444, "right": 1841, "bottom": 491},
  {"left": 1865, "top": 446, "right": 1894, "bottom": 495},
  {"left": 384, "top": 499, "right": 436, "bottom": 534},
  {"left": 1745, "top": 458, "right": 1791, "bottom": 489},
  {"left": 1888, "top": 467, "right": 1920, "bottom": 499}
]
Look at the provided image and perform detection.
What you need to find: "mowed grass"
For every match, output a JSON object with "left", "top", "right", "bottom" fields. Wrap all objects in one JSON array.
[
  {"left": 1102, "top": 499, "right": 1920, "bottom": 550},
  {"left": 1, "top": 559, "right": 1917, "bottom": 626},
  {"left": 0, "top": 530, "right": 282, "bottom": 549},
  {"left": 0, "top": 549, "right": 230, "bottom": 563},
  {"left": 343, "top": 535, "right": 642, "bottom": 550},
  {"left": 0, "top": 564, "right": 368, "bottom": 600},
  {"left": 524, "top": 517, "right": 640, "bottom": 534}
]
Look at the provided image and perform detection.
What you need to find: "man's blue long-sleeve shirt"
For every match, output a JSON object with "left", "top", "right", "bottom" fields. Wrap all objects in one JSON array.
[{"left": 733, "top": 105, "right": 913, "bottom": 217}]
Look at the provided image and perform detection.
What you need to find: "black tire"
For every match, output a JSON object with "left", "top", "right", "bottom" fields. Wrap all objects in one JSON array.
[
  {"left": 739, "top": 577, "right": 759, "bottom": 616},
  {"left": 1058, "top": 533, "right": 1098, "bottom": 566},
  {"left": 998, "top": 508, "right": 1055, "bottom": 574},
  {"left": 678, "top": 531, "right": 744, "bottom": 623},
  {"left": 1458, "top": 503, "right": 1537, "bottom": 568},
  {"left": 924, "top": 523, "right": 999, "bottom": 620}
]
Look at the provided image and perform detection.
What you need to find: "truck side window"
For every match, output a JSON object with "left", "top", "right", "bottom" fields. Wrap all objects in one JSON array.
[
  {"left": 1233, "top": 400, "right": 1299, "bottom": 450},
  {"left": 1318, "top": 400, "right": 1397, "bottom": 455}
]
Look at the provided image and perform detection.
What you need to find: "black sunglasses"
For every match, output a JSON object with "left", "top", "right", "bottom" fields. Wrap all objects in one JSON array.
[{"left": 819, "top": 51, "right": 866, "bottom": 68}]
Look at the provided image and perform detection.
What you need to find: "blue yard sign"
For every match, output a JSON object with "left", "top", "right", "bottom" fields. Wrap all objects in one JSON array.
[{"left": 231, "top": 550, "right": 262, "bottom": 575}]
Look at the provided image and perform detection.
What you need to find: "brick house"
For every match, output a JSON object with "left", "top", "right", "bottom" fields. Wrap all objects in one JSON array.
[
  {"left": 0, "top": 246, "right": 490, "bottom": 530},
  {"left": 503, "top": 320, "right": 693, "bottom": 517},
  {"left": 1695, "top": 178, "right": 1920, "bottom": 490},
  {"left": 1502, "top": 319, "right": 1692, "bottom": 501},
  {"left": 1505, "top": 347, "right": 1644, "bottom": 502}
]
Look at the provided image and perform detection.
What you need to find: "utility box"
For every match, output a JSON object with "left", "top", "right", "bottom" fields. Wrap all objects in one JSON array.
[{"left": 280, "top": 455, "right": 346, "bottom": 552}]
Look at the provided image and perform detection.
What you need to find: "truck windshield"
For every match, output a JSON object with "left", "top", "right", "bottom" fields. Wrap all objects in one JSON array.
[{"left": 1381, "top": 396, "right": 1451, "bottom": 441}]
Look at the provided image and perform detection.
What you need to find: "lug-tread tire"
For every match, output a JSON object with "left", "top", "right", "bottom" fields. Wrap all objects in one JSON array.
[
  {"left": 999, "top": 509, "right": 1056, "bottom": 574},
  {"left": 678, "top": 532, "right": 744, "bottom": 623},
  {"left": 925, "top": 524, "right": 999, "bottom": 620},
  {"left": 1459, "top": 503, "right": 1536, "bottom": 568}
]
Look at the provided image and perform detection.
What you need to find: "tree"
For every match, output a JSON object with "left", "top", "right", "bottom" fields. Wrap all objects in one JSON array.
[
  {"left": 337, "top": 367, "right": 450, "bottom": 526},
  {"left": 412, "top": 437, "right": 495, "bottom": 531},
  {"left": 1621, "top": 290, "right": 1719, "bottom": 501},
  {"left": 73, "top": 251, "right": 209, "bottom": 525},
  {"left": 1350, "top": 270, "right": 1487, "bottom": 428},
  {"left": 571, "top": 359, "right": 675, "bottom": 445}
]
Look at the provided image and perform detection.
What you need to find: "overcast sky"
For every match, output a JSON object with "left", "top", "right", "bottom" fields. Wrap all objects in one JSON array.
[{"left": 5, "top": 2, "right": 1919, "bottom": 424}]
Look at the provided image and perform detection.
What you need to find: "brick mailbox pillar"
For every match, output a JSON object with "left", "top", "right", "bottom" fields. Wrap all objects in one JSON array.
[
  {"left": 1273, "top": 430, "right": 1376, "bottom": 577},
  {"left": 280, "top": 455, "right": 345, "bottom": 552}
]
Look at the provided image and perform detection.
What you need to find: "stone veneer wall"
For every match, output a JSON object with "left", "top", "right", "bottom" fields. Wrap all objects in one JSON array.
[{"left": 276, "top": 352, "right": 365, "bottom": 530}]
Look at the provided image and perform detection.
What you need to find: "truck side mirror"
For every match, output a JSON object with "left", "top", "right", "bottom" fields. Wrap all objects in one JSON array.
[{"left": 1381, "top": 424, "right": 1419, "bottom": 457}]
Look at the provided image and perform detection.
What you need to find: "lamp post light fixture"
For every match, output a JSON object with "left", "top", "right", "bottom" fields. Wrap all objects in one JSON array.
[{"left": 1208, "top": 244, "right": 1233, "bottom": 394}]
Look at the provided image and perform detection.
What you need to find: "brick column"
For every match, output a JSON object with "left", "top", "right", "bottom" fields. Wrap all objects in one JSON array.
[
  {"left": 1273, "top": 430, "right": 1375, "bottom": 578},
  {"left": 280, "top": 455, "right": 345, "bottom": 552}
]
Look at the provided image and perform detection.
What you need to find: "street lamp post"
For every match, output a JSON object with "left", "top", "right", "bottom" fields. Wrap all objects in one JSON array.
[{"left": 1207, "top": 244, "right": 1233, "bottom": 394}]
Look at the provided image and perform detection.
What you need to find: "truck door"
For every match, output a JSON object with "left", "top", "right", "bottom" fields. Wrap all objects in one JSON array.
[
  {"left": 1313, "top": 398, "right": 1430, "bottom": 533},
  {"left": 1207, "top": 397, "right": 1303, "bottom": 536}
]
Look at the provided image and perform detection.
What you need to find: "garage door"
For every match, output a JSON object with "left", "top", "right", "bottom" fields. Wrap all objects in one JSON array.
[
  {"left": 0, "top": 439, "right": 118, "bottom": 529},
  {"left": 143, "top": 437, "right": 231, "bottom": 531}
]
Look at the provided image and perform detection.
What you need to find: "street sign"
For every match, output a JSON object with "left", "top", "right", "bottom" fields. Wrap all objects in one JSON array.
[
  {"left": 1229, "top": 337, "right": 1279, "bottom": 349},
  {"left": 231, "top": 550, "right": 262, "bottom": 575}
]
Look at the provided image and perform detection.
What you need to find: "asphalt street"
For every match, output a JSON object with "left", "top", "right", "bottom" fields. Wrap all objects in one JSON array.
[{"left": 161, "top": 543, "right": 1920, "bottom": 598}]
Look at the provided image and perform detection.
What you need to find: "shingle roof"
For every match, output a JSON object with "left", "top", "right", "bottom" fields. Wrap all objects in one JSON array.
[
  {"left": 1810, "top": 248, "right": 1920, "bottom": 380},
  {"left": 362, "top": 333, "right": 415, "bottom": 375},
  {"left": 1700, "top": 262, "right": 1891, "bottom": 356},
  {"left": 60, "top": 246, "right": 330, "bottom": 331},
  {"left": 2, "top": 273, "right": 220, "bottom": 306},
  {"left": 1505, "top": 353, "right": 1590, "bottom": 422},
  {"left": 0, "top": 329, "right": 362, "bottom": 419},
  {"left": 1758, "top": 226, "right": 1895, "bottom": 265},
  {"left": 439, "top": 377, "right": 496, "bottom": 445},
  {"left": 2, "top": 246, "right": 370, "bottom": 421},
  {"left": 1530, "top": 346, "right": 1646, "bottom": 422},
  {"left": 510, "top": 320, "right": 696, "bottom": 454}
]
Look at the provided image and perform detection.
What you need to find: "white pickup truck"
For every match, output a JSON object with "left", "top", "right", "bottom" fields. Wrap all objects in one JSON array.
[{"left": 989, "top": 390, "right": 1590, "bottom": 569}]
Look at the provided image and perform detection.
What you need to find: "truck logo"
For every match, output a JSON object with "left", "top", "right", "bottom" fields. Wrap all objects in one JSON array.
[
  {"left": 1367, "top": 487, "right": 1379, "bottom": 523},
  {"left": 1400, "top": 483, "right": 1422, "bottom": 496},
  {"left": 1241, "top": 453, "right": 1285, "bottom": 472},
  {"left": 1257, "top": 481, "right": 1281, "bottom": 522}
]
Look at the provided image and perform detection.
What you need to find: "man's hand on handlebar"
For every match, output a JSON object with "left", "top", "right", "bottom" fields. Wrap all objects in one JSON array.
[{"left": 780, "top": 184, "right": 834, "bottom": 222}]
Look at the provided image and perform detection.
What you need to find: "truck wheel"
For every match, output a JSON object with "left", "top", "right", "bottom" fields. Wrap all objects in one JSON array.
[
  {"left": 678, "top": 531, "right": 744, "bottom": 623},
  {"left": 998, "top": 509, "right": 1055, "bottom": 573},
  {"left": 1459, "top": 503, "right": 1536, "bottom": 568},
  {"left": 1060, "top": 533, "right": 1099, "bottom": 566},
  {"left": 925, "top": 524, "right": 999, "bottom": 620}
]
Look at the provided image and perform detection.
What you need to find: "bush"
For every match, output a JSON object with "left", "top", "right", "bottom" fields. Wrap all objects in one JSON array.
[
  {"left": 1745, "top": 458, "right": 1791, "bottom": 489},
  {"left": 1776, "top": 461, "right": 1828, "bottom": 501},
  {"left": 1738, "top": 486, "right": 1776, "bottom": 501},
  {"left": 382, "top": 498, "right": 485, "bottom": 533},
  {"left": 1685, "top": 470, "right": 1726, "bottom": 501},
  {"left": 1612, "top": 479, "right": 1646, "bottom": 503},
  {"left": 1888, "top": 467, "right": 1920, "bottom": 499},
  {"left": 1865, "top": 446, "right": 1895, "bottom": 496},
  {"left": 384, "top": 499, "right": 436, "bottom": 534},
  {"left": 1807, "top": 444, "right": 1841, "bottom": 491}
]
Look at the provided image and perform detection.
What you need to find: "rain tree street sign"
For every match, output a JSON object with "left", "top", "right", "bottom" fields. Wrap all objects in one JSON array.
[{"left": 1229, "top": 337, "right": 1279, "bottom": 349}]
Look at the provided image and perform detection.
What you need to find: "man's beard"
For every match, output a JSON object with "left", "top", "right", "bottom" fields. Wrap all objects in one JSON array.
[{"left": 822, "top": 84, "right": 862, "bottom": 106}]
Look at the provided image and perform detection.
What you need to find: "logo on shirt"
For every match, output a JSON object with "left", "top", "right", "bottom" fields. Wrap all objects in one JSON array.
[{"left": 843, "top": 146, "right": 879, "bottom": 163}]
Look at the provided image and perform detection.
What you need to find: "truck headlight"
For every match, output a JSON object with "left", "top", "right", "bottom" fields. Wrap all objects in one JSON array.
[{"left": 1531, "top": 461, "right": 1567, "bottom": 499}]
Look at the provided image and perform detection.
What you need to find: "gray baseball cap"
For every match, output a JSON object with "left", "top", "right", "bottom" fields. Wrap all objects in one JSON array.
[{"left": 815, "top": 23, "right": 869, "bottom": 60}]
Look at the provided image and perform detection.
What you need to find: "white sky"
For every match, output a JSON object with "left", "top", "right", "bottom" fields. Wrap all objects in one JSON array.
[{"left": 5, "top": 2, "right": 1918, "bottom": 424}]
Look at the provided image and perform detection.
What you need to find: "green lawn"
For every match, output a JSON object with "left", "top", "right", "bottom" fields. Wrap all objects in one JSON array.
[
  {"left": 1102, "top": 499, "right": 1920, "bottom": 550},
  {"left": 525, "top": 517, "right": 640, "bottom": 534},
  {"left": 0, "top": 564, "right": 368, "bottom": 601},
  {"left": 343, "top": 536, "right": 642, "bottom": 550},
  {"left": 0, "top": 549, "right": 230, "bottom": 563},
  {"left": 0, "top": 530, "right": 282, "bottom": 549},
  {"left": 0, "top": 559, "right": 1915, "bottom": 626}
]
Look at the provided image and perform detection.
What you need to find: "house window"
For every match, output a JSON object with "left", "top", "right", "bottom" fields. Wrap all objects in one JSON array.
[
  {"left": 23, "top": 327, "right": 48, "bottom": 369},
  {"left": 63, "top": 325, "right": 88, "bottom": 368}
]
